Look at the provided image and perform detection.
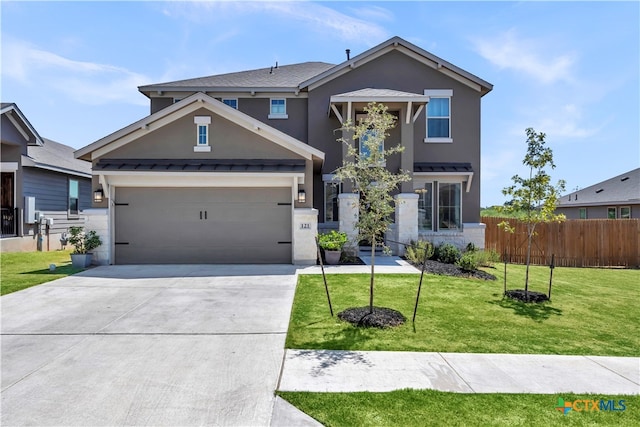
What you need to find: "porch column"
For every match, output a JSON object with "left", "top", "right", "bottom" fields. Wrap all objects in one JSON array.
[
  {"left": 339, "top": 193, "right": 359, "bottom": 255},
  {"left": 394, "top": 193, "right": 419, "bottom": 256},
  {"left": 400, "top": 104, "right": 415, "bottom": 193},
  {"left": 83, "top": 208, "right": 109, "bottom": 265},
  {"left": 293, "top": 208, "right": 318, "bottom": 265}
]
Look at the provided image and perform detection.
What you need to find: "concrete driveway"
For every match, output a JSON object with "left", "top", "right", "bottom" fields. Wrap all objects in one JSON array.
[{"left": 1, "top": 265, "right": 299, "bottom": 426}]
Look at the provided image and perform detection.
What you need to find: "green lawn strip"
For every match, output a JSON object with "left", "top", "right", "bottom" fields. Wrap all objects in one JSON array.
[
  {"left": 278, "top": 390, "right": 639, "bottom": 427},
  {"left": 286, "top": 265, "right": 640, "bottom": 356},
  {"left": 1, "top": 250, "right": 82, "bottom": 295}
]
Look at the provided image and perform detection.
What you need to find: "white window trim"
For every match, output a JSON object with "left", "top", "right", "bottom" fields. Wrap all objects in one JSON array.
[
  {"left": 222, "top": 98, "right": 238, "bottom": 109},
  {"left": 620, "top": 206, "right": 631, "bottom": 219},
  {"left": 68, "top": 178, "right": 80, "bottom": 218},
  {"left": 268, "top": 98, "right": 288, "bottom": 119},
  {"left": 414, "top": 179, "right": 463, "bottom": 232},
  {"left": 579, "top": 207, "right": 587, "bottom": 219},
  {"left": 194, "top": 116, "right": 212, "bottom": 152},
  {"left": 424, "top": 89, "right": 453, "bottom": 143}
]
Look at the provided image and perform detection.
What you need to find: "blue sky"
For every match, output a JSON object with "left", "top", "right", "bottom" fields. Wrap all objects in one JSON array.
[{"left": 2, "top": 1, "right": 638, "bottom": 207}]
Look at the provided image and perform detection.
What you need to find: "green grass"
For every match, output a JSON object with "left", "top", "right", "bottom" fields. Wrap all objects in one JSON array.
[
  {"left": 286, "top": 265, "right": 640, "bottom": 356},
  {"left": 278, "top": 390, "right": 639, "bottom": 427},
  {"left": 1, "top": 250, "right": 82, "bottom": 295}
]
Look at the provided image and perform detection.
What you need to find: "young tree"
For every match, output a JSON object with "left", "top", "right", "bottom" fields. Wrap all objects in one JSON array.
[
  {"left": 499, "top": 128, "right": 566, "bottom": 299},
  {"left": 335, "top": 102, "right": 410, "bottom": 314}
]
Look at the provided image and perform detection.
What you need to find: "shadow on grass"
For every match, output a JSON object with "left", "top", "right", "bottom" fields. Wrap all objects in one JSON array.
[
  {"left": 21, "top": 265, "right": 82, "bottom": 275},
  {"left": 488, "top": 296, "right": 563, "bottom": 322}
]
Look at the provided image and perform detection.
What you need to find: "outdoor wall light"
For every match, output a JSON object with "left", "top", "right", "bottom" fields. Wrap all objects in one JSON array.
[
  {"left": 298, "top": 189, "right": 306, "bottom": 204},
  {"left": 93, "top": 187, "right": 104, "bottom": 203}
]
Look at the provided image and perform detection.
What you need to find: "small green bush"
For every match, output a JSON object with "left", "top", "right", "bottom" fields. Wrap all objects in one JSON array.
[
  {"left": 465, "top": 242, "right": 477, "bottom": 253},
  {"left": 405, "top": 239, "right": 434, "bottom": 264},
  {"left": 457, "top": 252, "right": 478, "bottom": 271},
  {"left": 436, "top": 243, "right": 461, "bottom": 264},
  {"left": 473, "top": 249, "right": 501, "bottom": 268},
  {"left": 317, "top": 230, "right": 348, "bottom": 251}
]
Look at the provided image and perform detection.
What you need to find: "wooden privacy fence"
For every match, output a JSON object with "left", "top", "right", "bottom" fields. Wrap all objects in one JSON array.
[{"left": 482, "top": 217, "right": 640, "bottom": 268}]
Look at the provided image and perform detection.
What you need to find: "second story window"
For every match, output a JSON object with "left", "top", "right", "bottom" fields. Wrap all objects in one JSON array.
[
  {"left": 194, "top": 116, "right": 211, "bottom": 152},
  {"left": 222, "top": 98, "right": 238, "bottom": 109},
  {"left": 424, "top": 89, "right": 453, "bottom": 143},
  {"left": 269, "top": 98, "right": 288, "bottom": 119}
]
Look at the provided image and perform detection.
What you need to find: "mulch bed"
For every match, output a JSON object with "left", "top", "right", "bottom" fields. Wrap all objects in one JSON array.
[
  {"left": 505, "top": 289, "right": 549, "bottom": 303},
  {"left": 338, "top": 306, "right": 406, "bottom": 328},
  {"left": 412, "top": 259, "right": 497, "bottom": 281}
]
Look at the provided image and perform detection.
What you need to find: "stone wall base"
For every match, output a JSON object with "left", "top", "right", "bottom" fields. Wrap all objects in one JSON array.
[{"left": 418, "top": 222, "right": 486, "bottom": 250}]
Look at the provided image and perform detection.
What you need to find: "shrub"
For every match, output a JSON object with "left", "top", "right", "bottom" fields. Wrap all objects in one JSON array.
[
  {"left": 457, "top": 252, "right": 478, "bottom": 271},
  {"left": 472, "top": 249, "right": 501, "bottom": 268},
  {"left": 405, "top": 239, "right": 434, "bottom": 265},
  {"left": 436, "top": 243, "right": 461, "bottom": 264},
  {"left": 67, "top": 226, "right": 102, "bottom": 254},
  {"left": 465, "top": 242, "right": 477, "bottom": 253},
  {"left": 317, "top": 230, "right": 348, "bottom": 251}
]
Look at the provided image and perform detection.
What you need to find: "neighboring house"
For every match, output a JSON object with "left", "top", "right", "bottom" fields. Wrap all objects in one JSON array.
[
  {"left": 75, "top": 36, "right": 492, "bottom": 265},
  {"left": 1, "top": 103, "right": 91, "bottom": 252},
  {"left": 556, "top": 168, "right": 640, "bottom": 219}
]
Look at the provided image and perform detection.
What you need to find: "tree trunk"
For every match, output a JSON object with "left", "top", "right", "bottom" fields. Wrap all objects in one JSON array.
[
  {"left": 369, "top": 234, "right": 376, "bottom": 314},
  {"left": 525, "top": 226, "right": 533, "bottom": 300}
]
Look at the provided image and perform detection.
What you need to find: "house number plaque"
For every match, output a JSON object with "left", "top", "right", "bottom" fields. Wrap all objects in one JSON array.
[{"left": 300, "top": 223, "right": 311, "bottom": 229}]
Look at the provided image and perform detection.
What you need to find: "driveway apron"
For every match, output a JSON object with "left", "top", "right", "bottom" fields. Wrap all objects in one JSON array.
[{"left": 1, "top": 265, "right": 298, "bottom": 426}]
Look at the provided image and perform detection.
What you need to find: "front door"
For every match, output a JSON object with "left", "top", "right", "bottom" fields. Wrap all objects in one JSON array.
[{"left": 1, "top": 172, "right": 16, "bottom": 236}]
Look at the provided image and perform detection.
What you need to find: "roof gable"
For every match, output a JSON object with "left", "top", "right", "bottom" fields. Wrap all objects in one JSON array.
[
  {"left": 0, "top": 103, "right": 45, "bottom": 146},
  {"left": 300, "top": 36, "right": 493, "bottom": 95},
  {"left": 75, "top": 92, "right": 324, "bottom": 162}
]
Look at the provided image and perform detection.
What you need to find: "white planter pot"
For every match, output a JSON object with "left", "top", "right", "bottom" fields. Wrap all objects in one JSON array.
[
  {"left": 324, "top": 250, "right": 342, "bottom": 265},
  {"left": 71, "top": 253, "right": 93, "bottom": 269}
]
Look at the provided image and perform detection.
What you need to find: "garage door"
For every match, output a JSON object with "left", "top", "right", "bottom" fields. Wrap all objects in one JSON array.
[{"left": 114, "top": 187, "right": 292, "bottom": 264}]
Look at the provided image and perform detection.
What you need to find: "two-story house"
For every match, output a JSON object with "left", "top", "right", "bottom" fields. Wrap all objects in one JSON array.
[
  {"left": 75, "top": 37, "right": 492, "bottom": 265},
  {"left": 1, "top": 103, "right": 91, "bottom": 252}
]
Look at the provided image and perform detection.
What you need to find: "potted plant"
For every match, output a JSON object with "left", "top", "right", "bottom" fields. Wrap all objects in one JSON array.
[
  {"left": 68, "top": 226, "right": 102, "bottom": 268},
  {"left": 318, "top": 230, "right": 348, "bottom": 265}
]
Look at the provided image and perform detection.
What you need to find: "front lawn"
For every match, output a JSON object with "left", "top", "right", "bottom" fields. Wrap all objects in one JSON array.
[
  {"left": 286, "top": 265, "right": 640, "bottom": 356},
  {"left": 279, "top": 390, "right": 639, "bottom": 427},
  {"left": 1, "top": 250, "right": 82, "bottom": 295}
]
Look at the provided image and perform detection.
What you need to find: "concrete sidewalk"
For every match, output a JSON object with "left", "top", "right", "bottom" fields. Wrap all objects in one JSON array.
[
  {"left": 279, "top": 350, "right": 640, "bottom": 394},
  {"left": 298, "top": 255, "right": 420, "bottom": 274}
]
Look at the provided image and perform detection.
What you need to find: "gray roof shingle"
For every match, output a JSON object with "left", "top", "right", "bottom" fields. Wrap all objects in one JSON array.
[
  {"left": 557, "top": 168, "right": 640, "bottom": 206},
  {"left": 140, "top": 62, "right": 335, "bottom": 91},
  {"left": 26, "top": 138, "right": 92, "bottom": 177}
]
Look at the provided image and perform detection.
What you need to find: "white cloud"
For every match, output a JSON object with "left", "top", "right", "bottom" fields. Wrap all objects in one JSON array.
[
  {"left": 163, "top": 1, "right": 389, "bottom": 45},
  {"left": 472, "top": 29, "right": 576, "bottom": 84},
  {"left": 348, "top": 5, "right": 394, "bottom": 22},
  {"left": 1, "top": 38, "right": 151, "bottom": 106}
]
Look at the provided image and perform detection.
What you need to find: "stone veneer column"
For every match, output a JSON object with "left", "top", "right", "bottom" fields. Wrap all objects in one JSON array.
[
  {"left": 293, "top": 208, "right": 318, "bottom": 265},
  {"left": 82, "top": 208, "right": 109, "bottom": 265},
  {"left": 394, "top": 193, "right": 419, "bottom": 256},
  {"left": 338, "top": 193, "right": 359, "bottom": 254}
]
